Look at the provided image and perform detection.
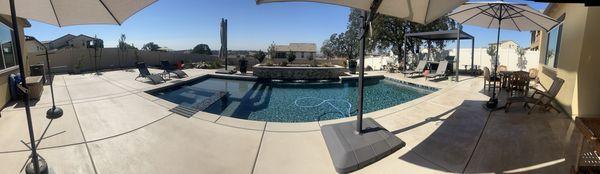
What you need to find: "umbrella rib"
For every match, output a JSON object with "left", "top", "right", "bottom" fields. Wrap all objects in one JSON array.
[
  {"left": 448, "top": 3, "right": 488, "bottom": 17},
  {"left": 48, "top": 0, "right": 61, "bottom": 27},
  {"left": 506, "top": 5, "right": 549, "bottom": 31},
  {"left": 460, "top": 6, "right": 492, "bottom": 25},
  {"left": 505, "top": 7, "right": 522, "bottom": 32},
  {"left": 98, "top": 0, "right": 121, "bottom": 25},
  {"left": 486, "top": 4, "right": 499, "bottom": 28},
  {"left": 509, "top": 4, "right": 559, "bottom": 23},
  {"left": 478, "top": 6, "right": 497, "bottom": 18}
]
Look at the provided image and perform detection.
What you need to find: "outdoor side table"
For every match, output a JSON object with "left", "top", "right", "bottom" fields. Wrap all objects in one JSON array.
[
  {"left": 26, "top": 76, "right": 44, "bottom": 99},
  {"left": 573, "top": 117, "right": 600, "bottom": 173}
]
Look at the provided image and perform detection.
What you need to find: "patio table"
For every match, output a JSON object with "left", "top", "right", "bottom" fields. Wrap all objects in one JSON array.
[{"left": 573, "top": 117, "right": 600, "bottom": 173}]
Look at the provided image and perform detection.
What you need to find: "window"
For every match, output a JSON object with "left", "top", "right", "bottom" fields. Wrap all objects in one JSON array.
[
  {"left": 0, "top": 22, "right": 17, "bottom": 69},
  {"left": 545, "top": 14, "right": 564, "bottom": 68}
]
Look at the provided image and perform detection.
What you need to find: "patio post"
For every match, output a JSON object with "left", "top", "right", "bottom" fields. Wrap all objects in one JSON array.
[
  {"left": 427, "top": 40, "right": 431, "bottom": 61},
  {"left": 471, "top": 37, "right": 475, "bottom": 76},
  {"left": 44, "top": 47, "right": 63, "bottom": 119},
  {"left": 9, "top": 0, "right": 41, "bottom": 173},
  {"left": 455, "top": 26, "right": 461, "bottom": 82},
  {"left": 403, "top": 34, "right": 407, "bottom": 70}
]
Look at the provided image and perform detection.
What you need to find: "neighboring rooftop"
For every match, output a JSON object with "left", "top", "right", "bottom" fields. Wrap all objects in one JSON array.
[{"left": 274, "top": 43, "right": 317, "bottom": 52}]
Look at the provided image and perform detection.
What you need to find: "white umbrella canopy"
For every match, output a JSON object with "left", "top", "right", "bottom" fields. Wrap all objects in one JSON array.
[
  {"left": 0, "top": 0, "right": 157, "bottom": 26},
  {"left": 447, "top": 1, "right": 558, "bottom": 109},
  {"left": 448, "top": 1, "right": 558, "bottom": 31},
  {"left": 256, "top": 0, "right": 466, "bottom": 24}
]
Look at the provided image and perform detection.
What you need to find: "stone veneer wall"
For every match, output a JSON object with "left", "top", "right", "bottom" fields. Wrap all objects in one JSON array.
[{"left": 253, "top": 65, "right": 345, "bottom": 80}]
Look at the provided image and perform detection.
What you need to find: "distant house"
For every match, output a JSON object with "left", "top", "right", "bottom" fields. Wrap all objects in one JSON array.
[
  {"left": 488, "top": 40, "right": 519, "bottom": 49},
  {"left": 48, "top": 34, "right": 98, "bottom": 49},
  {"left": 272, "top": 43, "right": 316, "bottom": 59},
  {"left": 25, "top": 36, "right": 45, "bottom": 53}
]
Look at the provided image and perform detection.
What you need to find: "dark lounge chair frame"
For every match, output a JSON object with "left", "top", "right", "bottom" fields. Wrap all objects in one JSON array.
[
  {"left": 136, "top": 62, "right": 166, "bottom": 84},
  {"left": 160, "top": 60, "right": 188, "bottom": 78}
]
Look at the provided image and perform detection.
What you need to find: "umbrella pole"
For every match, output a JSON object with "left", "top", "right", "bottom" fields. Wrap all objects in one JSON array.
[
  {"left": 355, "top": 10, "right": 368, "bottom": 134},
  {"left": 45, "top": 48, "right": 63, "bottom": 119},
  {"left": 487, "top": 19, "right": 502, "bottom": 109},
  {"left": 9, "top": 0, "right": 41, "bottom": 173}
]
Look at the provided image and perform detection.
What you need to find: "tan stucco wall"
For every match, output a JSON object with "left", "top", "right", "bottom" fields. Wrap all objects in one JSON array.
[
  {"left": 0, "top": 15, "right": 29, "bottom": 108},
  {"left": 538, "top": 4, "right": 600, "bottom": 117},
  {"left": 576, "top": 7, "right": 600, "bottom": 117}
]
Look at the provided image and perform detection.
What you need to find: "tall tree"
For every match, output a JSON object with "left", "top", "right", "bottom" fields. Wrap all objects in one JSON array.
[
  {"left": 192, "top": 44, "right": 212, "bottom": 55},
  {"left": 515, "top": 46, "right": 527, "bottom": 70},
  {"left": 267, "top": 42, "right": 276, "bottom": 59},
  {"left": 322, "top": 9, "right": 456, "bottom": 68},
  {"left": 370, "top": 15, "right": 456, "bottom": 67},
  {"left": 487, "top": 44, "right": 498, "bottom": 68},
  {"left": 142, "top": 42, "right": 160, "bottom": 51}
]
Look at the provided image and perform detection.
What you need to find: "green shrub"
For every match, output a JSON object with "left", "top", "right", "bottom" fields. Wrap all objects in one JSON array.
[
  {"left": 264, "top": 58, "right": 273, "bottom": 66},
  {"left": 280, "top": 61, "right": 288, "bottom": 67},
  {"left": 310, "top": 60, "right": 318, "bottom": 67}
]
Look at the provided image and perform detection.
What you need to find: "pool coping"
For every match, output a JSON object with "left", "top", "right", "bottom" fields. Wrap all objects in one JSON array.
[{"left": 142, "top": 73, "right": 456, "bottom": 132}]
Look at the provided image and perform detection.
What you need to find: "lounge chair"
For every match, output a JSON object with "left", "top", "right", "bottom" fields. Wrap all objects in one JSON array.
[
  {"left": 215, "top": 67, "right": 237, "bottom": 74},
  {"left": 425, "top": 61, "right": 448, "bottom": 80},
  {"left": 504, "top": 78, "right": 564, "bottom": 114},
  {"left": 160, "top": 60, "right": 188, "bottom": 78},
  {"left": 483, "top": 67, "right": 501, "bottom": 91},
  {"left": 135, "top": 62, "right": 166, "bottom": 84},
  {"left": 401, "top": 60, "right": 426, "bottom": 77}
]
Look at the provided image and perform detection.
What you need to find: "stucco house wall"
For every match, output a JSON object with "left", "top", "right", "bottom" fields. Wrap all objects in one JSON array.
[
  {"left": 0, "top": 15, "right": 29, "bottom": 108},
  {"left": 537, "top": 3, "right": 600, "bottom": 117}
]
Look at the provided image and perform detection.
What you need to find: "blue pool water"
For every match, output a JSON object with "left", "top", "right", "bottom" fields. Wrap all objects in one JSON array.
[{"left": 153, "top": 77, "right": 434, "bottom": 122}]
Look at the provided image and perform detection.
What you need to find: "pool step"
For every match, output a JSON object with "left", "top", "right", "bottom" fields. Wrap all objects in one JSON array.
[{"left": 170, "top": 91, "right": 228, "bottom": 118}]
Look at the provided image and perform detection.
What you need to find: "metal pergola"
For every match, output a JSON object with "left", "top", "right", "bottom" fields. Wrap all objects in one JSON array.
[{"left": 404, "top": 28, "right": 475, "bottom": 82}]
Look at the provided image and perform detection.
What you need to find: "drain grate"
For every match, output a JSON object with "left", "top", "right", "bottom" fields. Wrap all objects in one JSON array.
[{"left": 170, "top": 91, "right": 227, "bottom": 118}]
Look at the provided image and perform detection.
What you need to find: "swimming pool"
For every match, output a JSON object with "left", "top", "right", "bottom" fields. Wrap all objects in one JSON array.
[{"left": 152, "top": 77, "right": 435, "bottom": 122}]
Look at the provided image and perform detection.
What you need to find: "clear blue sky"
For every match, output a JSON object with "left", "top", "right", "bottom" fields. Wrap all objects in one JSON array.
[{"left": 24, "top": 0, "right": 547, "bottom": 51}]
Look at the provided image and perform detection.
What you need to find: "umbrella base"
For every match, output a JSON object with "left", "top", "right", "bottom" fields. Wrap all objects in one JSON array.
[
  {"left": 46, "top": 107, "right": 63, "bottom": 119},
  {"left": 26, "top": 156, "right": 48, "bottom": 174},
  {"left": 321, "top": 118, "right": 405, "bottom": 173},
  {"left": 483, "top": 98, "right": 503, "bottom": 111}
]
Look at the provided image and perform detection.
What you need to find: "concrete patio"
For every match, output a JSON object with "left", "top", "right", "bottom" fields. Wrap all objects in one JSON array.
[{"left": 0, "top": 69, "right": 578, "bottom": 173}]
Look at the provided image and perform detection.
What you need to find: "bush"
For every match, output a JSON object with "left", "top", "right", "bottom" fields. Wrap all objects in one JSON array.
[
  {"left": 264, "top": 58, "right": 273, "bottom": 66},
  {"left": 310, "top": 60, "right": 318, "bottom": 67},
  {"left": 280, "top": 61, "right": 288, "bottom": 67},
  {"left": 286, "top": 50, "right": 296, "bottom": 63}
]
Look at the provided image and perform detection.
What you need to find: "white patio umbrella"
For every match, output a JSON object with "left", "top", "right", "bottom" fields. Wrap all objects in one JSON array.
[
  {"left": 256, "top": 0, "right": 465, "bottom": 172},
  {"left": 448, "top": 1, "right": 558, "bottom": 110},
  {"left": 0, "top": 0, "right": 156, "bottom": 173},
  {"left": 256, "top": 0, "right": 466, "bottom": 133}
]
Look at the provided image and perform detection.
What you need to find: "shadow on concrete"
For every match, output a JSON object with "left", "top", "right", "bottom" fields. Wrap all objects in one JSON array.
[{"left": 388, "top": 99, "right": 576, "bottom": 173}]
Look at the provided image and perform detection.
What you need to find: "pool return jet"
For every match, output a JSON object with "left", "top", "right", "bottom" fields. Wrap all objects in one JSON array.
[
  {"left": 256, "top": 0, "right": 465, "bottom": 172},
  {"left": 0, "top": 0, "right": 157, "bottom": 173}
]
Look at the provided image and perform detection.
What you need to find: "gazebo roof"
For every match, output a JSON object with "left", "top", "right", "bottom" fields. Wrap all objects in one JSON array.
[{"left": 405, "top": 30, "right": 474, "bottom": 40}]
